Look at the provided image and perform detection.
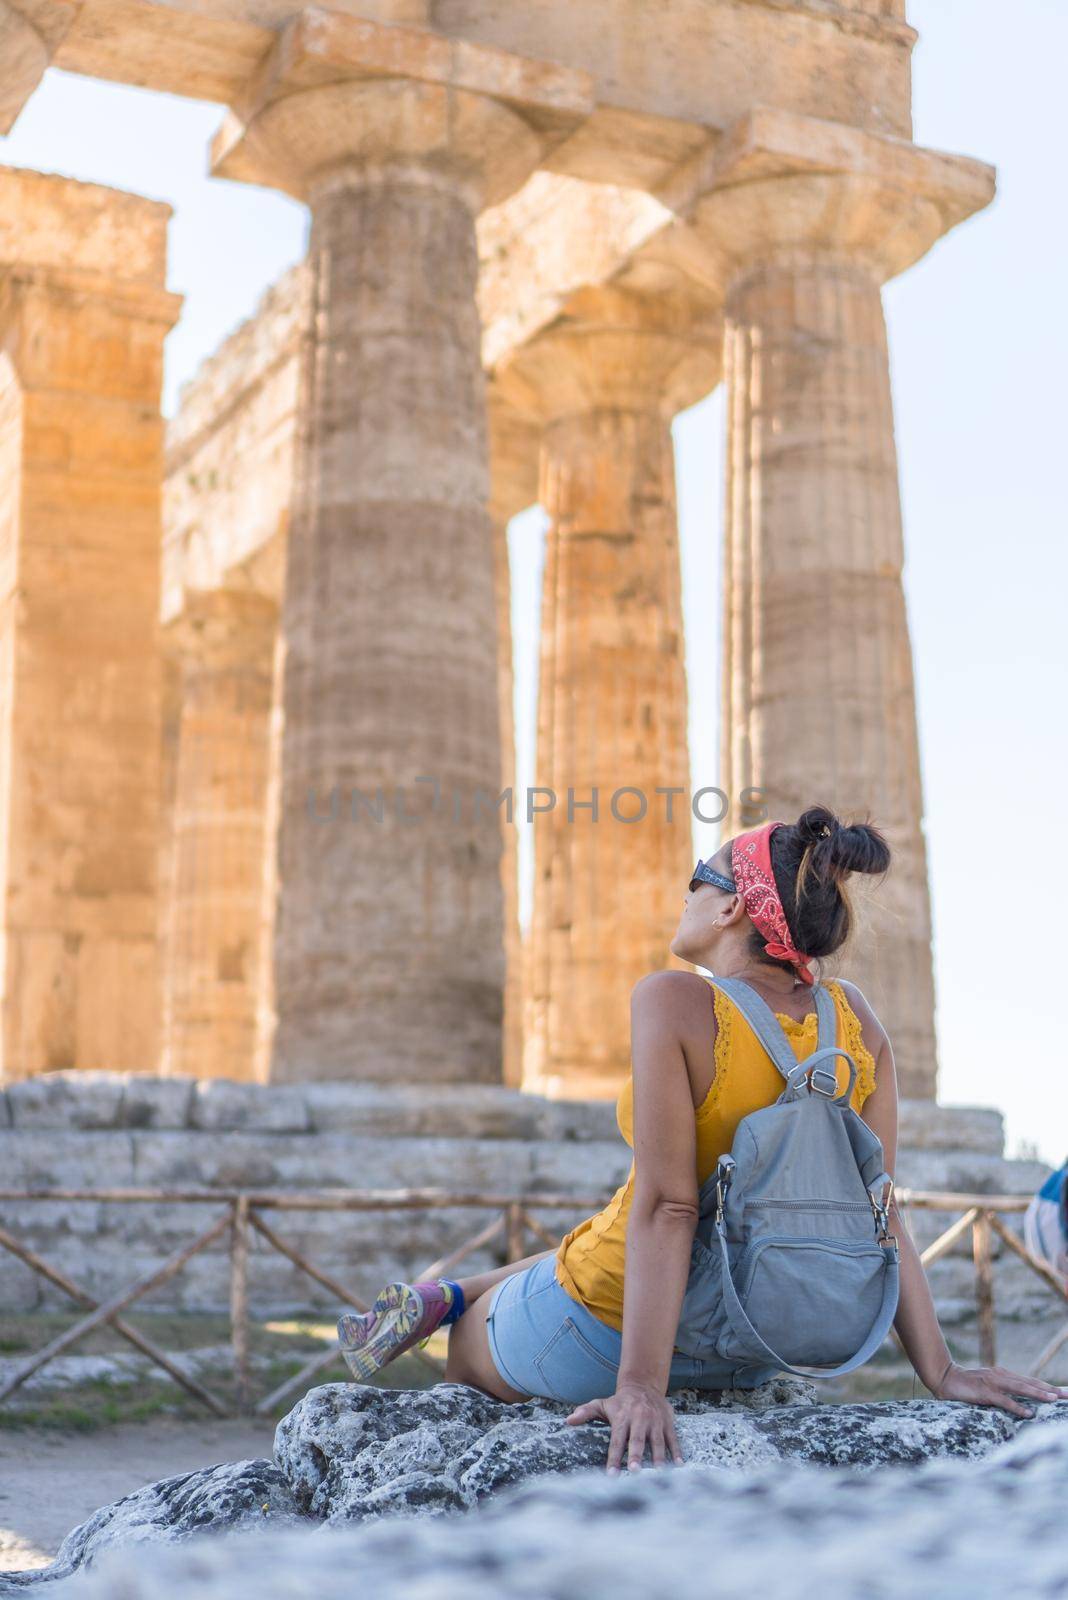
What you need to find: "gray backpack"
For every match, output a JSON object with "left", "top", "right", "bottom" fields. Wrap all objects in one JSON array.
[{"left": 673, "top": 976, "right": 900, "bottom": 1379}]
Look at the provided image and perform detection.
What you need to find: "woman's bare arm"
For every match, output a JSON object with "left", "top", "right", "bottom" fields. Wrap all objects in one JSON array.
[
  {"left": 851, "top": 1013, "right": 955, "bottom": 1390},
  {"left": 616, "top": 973, "right": 704, "bottom": 1394},
  {"left": 565, "top": 970, "right": 705, "bottom": 1470},
  {"left": 843, "top": 980, "right": 1067, "bottom": 1415}
]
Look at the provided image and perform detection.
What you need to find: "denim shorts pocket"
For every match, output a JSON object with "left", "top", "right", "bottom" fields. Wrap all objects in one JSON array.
[{"left": 533, "top": 1316, "right": 619, "bottom": 1404}]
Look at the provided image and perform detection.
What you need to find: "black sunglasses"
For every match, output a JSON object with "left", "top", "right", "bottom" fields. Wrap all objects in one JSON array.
[{"left": 689, "top": 858, "right": 736, "bottom": 895}]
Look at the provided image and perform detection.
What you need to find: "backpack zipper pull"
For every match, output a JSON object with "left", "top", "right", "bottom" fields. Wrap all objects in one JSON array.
[{"left": 713, "top": 1155, "right": 736, "bottom": 1224}]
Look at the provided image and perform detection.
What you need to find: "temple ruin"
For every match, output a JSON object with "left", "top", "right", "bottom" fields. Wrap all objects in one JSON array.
[
  {"left": 1, "top": 2, "right": 1057, "bottom": 1372},
  {"left": 1, "top": 0, "right": 991, "bottom": 1101}
]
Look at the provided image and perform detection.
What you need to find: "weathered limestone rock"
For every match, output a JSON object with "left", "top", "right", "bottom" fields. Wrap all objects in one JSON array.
[
  {"left": 0, "top": 1459, "right": 305, "bottom": 1590},
  {"left": 0, "top": 1248, "right": 39, "bottom": 1312},
  {"left": 275, "top": 1382, "right": 1058, "bottom": 1525},
  {"left": 1, "top": 1130, "right": 136, "bottom": 1190},
  {"left": 4, "top": 1071, "right": 196, "bottom": 1130},
  {"left": 53, "top": 1416, "right": 1068, "bottom": 1600},
  {"left": 4, "top": 1072, "right": 126, "bottom": 1130},
  {"left": 682, "top": 110, "right": 995, "bottom": 1100},
  {"left": 497, "top": 284, "right": 719, "bottom": 1098},
  {"left": 9, "top": 1386, "right": 1068, "bottom": 1591},
  {"left": 208, "top": 13, "right": 593, "bottom": 1087},
  {"left": 116, "top": 1075, "right": 197, "bottom": 1132},
  {"left": 0, "top": 168, "right": 181, "bottom": 1081}
]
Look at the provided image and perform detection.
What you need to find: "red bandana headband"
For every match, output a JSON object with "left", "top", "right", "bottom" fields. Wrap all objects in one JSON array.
[{"left": 731, "top": 820, "right": 816, "bottom": 987}]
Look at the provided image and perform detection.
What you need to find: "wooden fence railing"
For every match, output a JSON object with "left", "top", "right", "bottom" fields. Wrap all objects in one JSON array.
[
  {"left": 0, "top": 1187, "right": 607, "bottom": 1417},
  {"left": 898, "top": 1189, "right": 1068, "bottom": 1375},
  {"left": 0, "top": 1186, "right": 1064, "bottom": 1417}
]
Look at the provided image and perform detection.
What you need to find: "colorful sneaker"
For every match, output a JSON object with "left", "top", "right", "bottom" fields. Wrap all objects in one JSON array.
[{"left": 337, "top": 1280, "right": 456, "bottom": 1382}]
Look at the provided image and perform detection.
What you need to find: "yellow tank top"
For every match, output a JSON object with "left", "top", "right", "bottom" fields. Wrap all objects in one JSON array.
[{"left": 554, "top": 977, "right": 878, "bottom": 1333}]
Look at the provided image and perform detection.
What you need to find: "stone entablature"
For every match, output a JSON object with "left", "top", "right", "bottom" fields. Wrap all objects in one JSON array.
[{"left": 3, "top": 0, "right": 916, "bottom": 168}]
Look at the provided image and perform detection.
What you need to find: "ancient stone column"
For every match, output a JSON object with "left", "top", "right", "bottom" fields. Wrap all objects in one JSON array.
[
  {"left": 496, "top": 286, "right": 720, "bottom": 1099},
  {"left": 487, "top": 384, "right": 538, "bottom": 1090},
  {"left": 689, "top": 111, "right": 995, "bottom": 1099},
  {"left": 160, "top": 588, "right": 278, "bottom": 1081},
  {"left": 211, "top": 13, "right": 592, "bottom": 1083},
  {"left": 0, "top": 167, "right": 181, "bottom": 1078}
]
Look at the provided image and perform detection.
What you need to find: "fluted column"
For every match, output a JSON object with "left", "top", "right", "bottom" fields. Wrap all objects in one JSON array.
[
  {"left": 0, "top": 167, "right": 181, "bottom": 1078},
  {"left": 689, "top": 110, "right": 996, "bottom": 1098},
  {"left": 722, "top": 257, "right": 939, "bottom": 1092},
  {"left": 161, "top": 589, "right": 278, "bottom": 1081},
  {"left": 211, "top": 13, "right": 592, "bottom": 1083},
  {"left": 487, "top": 385, "right": 538, "bottom": 1089},
  {"left": 497, "top": 286, "right": 720, "bottom": 1098}
]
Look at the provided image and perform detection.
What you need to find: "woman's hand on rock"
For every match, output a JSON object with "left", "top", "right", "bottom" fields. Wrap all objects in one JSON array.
[
  {"left": 564, "top": 1380, "right": 684, "bottom": 1473},
  {"left": 931, "top": 1360, "right": 1068, "bottom": 1417}
]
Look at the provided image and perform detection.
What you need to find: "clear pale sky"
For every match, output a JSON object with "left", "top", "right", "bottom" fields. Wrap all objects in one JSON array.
[{"left": 2, "top": 2, "right": 1064, "bottom": 1164}]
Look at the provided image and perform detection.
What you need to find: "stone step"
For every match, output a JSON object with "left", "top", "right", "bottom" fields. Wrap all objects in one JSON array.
[
  {"left": 897, "top": 1100, "right": 1004, "bottom": 1155},
  {"left": 0, "top": 1076, "right": 1009, "bottom": 1153}
]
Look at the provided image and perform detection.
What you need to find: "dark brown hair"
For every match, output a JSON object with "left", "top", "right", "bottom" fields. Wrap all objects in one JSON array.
[{"left": 743, "top": 804, "right": 891, "bottom": 978}]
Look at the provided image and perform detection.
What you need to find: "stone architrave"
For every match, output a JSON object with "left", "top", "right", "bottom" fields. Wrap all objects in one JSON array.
[
  {"left": 486, "top": 384, "right": 538, "bottom": 1091},
  {"left": 0, "top": 2, "right": 65, "bottom": 135},
  {"left": 160, "top": 588, "right": 278, "bottom": 1082},
  {"left": 680, "top": 110, "right": 996, "bottom": 1099},
  {"left": 0, "top": 167, "right": 181, "bottom": 1078},
  {"left": 211, "top": 12, "right": 594, "bottom": 1084},
  {"left": 496, "top": 284, "right": 721, "bottom": 1099}
]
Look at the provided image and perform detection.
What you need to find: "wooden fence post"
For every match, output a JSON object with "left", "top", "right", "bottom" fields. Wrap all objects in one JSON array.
[
  {"left": 505, "top": 1202, "right": 526, "bottom": 1262},
  {"left": 972, "top": 1210, "right": 997, "bottom": 1368},
  {"left": 230, "top": 1196, "right": 251, "bottom": 1415}
]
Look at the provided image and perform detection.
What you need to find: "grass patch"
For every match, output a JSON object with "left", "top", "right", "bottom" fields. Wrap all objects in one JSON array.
[
  {"left": 0, "top": 1312, "right": 450, "bottom": 1431},
  {"left": 0, "top": 1375, "right": 192, "bottom": 1433},
  {"left": 0, "top": 1311, "right": 237, "bottom": 1357}
]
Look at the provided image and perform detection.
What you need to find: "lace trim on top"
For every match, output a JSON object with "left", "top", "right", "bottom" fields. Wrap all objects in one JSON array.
[
  {"left": 697, "top": 984, "right": 733, "bottom": 1121},
  {"left": 698, "top": 978, "right": 876, "bottom": 1118},
  {"left": 829, "top": 983, "right": 877, "bottom": 1103}
]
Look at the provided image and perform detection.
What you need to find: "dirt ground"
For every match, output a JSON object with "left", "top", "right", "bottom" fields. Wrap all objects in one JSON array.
[
  {"left": 0, "top": 1310, "right": 451, "bottom": 1577},
  {"left": 0, "top": 1419, "right": 276, "bottom": 1573}
]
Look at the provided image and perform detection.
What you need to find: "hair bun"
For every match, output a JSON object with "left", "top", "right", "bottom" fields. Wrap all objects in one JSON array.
[
  {"left": 796, "top": 805, "right": 839, "bottom": 846},
  {"left": 795, "top": 805, "right": 890, "bottom": 884}
]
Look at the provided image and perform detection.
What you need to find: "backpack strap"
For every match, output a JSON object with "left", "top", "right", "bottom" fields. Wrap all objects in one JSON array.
[
  {"left": 709, "top": 976, "right": 836, "bottom": 1084},
  {"left": 713, "top": 1210, "right": 901, "bottom": 1378},
  {"left": 814, "top": 982, "right": 836, "bottom": 1052}
]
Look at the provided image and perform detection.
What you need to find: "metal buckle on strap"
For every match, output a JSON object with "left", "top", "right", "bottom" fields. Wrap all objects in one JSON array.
[
  {"left": 807, "top": 1067, "right": 839, "bottom": 1097},
  {"left": 713, "top": 1159, "right": 734, "bottom": 1225},
  {"left": 869, "top": 1177, "right": 895, "bottom": 1243}
]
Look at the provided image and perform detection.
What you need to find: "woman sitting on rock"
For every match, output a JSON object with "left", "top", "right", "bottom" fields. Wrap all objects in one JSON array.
[{"left": 338, "top": 806, "right": 1065, "bottom": 1471}]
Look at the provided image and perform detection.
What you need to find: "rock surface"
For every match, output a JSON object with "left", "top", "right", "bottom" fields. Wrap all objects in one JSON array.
[
  {"left": 24, "top": 1411, "right": 1068, "bottom": 1600},
  {"left": 8, "top": 1382, "right": 1068, "bottom": 1592},
  {"left": 273, "top": 1380, "right": 1045, "bottom": 1522},
  {"left": 0, "top": 1460, "right": 305, "bottom": 1592}
]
